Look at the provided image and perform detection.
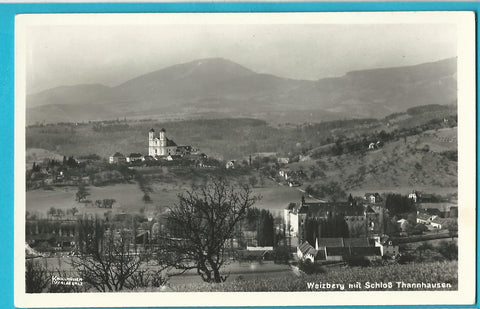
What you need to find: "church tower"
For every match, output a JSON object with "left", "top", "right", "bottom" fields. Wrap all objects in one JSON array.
[
  {"left": 159, "top": 128, "right": 167, "bottom": 147},
  {"left": 148, "top": 128, "right": 156, "bottom": 156}
]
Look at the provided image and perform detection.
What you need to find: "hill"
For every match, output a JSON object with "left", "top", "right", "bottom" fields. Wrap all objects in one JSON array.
[
  {"left": 26, "top": 105, "right": 457, "bottom": 193},
  {"left": 26, "top": 57, "right": 457, "bottom": 124},
  {"left": 291, "top": 127, "right": 457, "bottom": 194}
]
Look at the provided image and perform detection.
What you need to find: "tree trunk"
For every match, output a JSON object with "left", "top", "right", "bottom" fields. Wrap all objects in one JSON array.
[{"left": 213, "top": 267, "right": 222, "bottom": 283}]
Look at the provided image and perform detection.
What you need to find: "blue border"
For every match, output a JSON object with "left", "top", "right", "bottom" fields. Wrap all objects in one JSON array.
[{"left": 0, "top": 2, "right": 478, "bottom": 309}]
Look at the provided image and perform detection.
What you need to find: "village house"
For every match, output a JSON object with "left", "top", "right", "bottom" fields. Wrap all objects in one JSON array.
[
  {"left": 288, "top": 180, "right": 301, "bottom": 187},
  {"left": 126, "top": 153, "right": 144, "bottom": 163},
  {"left": 175, "top": 145, "right": 198, "bottom": 156},
  {"left": 416, "top": 212, "right": 436, "bottom": 225},
  {"left": 430, "top": 217, "right": 456, "bottom": 230},
  {"left": 225, "top": 160, "right": 235, "bottom": 169},
  {"left": 369, "top": 235, "right": 400, "bottom": 258},
  {"left": 380, "top": 240, "right": 400, "bottom": 258},
  {"left": 297, "top": 241, "right": 318, "bottom": 263},
  {"left": 279, "top": 169, "right": 306, "bottom": 181},
  {"left": 277, "top": 157, "right": 290, "bottom": 164},
  {"left": 109, "top": 152, "right": 127, "bottom": 164},
  {"left": 364, "top": 193, "right": 382, "bottom": 204},
  {"left": 408, "top": 190, "right": 418, "bottom": 203}
]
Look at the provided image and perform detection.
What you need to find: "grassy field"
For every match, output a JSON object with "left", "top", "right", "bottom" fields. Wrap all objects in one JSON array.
[
  {"left": 26, "top": 182, "right": 177, "bottom": 218},
  {"left": 26, "top": 175, "right": 309, "bottom": 218}
]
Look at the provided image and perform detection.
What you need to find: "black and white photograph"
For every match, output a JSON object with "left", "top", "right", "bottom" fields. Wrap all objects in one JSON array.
[{"left": 14, "top": 12, "right": 476, "bottom": 307}]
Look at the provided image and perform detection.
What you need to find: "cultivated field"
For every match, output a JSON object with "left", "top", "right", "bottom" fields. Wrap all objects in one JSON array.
[{"left": 158, "top": 261, "right": 458, "bottom": 292}]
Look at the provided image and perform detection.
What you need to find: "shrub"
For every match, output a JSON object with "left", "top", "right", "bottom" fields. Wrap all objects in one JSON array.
[
  {"left": 345, "top": 256, "right": 371, "bottom": 267},
  {"left": 272, "top": 246, "right": 291, "bottom": 264},
  {"left": 298, "top": 260, "right": 326, "bottom": 275},
  {"left": 437, "top": 241, "right": 458, "bottom": 261},
  {"left": 125, "top": 269, "right": 168, "bottom": 289}
]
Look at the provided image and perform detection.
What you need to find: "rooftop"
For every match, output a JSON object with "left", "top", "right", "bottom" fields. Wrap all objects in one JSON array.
[{"left": 298, "top": 241, "right": 318, "bottom": 257}]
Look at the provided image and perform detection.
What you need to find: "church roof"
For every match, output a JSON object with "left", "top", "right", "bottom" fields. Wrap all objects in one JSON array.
[
  {"left": 166, "top": 138, "right": 177, "bottom": 146},
  {"left": 160, "top": 128, "right": 166, "bottom": 132},
  {"left": 149, "top": 128, "right": 155, "bottom": 132}
]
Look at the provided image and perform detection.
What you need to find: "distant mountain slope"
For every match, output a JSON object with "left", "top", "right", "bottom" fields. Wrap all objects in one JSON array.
[
  {"left": 28, "top": 84, "right": 113, "bottom": 108},
  {"left": 26, "top": 57, "right": 457, "bottom": 124}
]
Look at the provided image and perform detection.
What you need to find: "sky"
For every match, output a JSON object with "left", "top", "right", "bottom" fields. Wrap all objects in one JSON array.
[{"left": 25, "top": 20, "right": 457, "bottom": 94}]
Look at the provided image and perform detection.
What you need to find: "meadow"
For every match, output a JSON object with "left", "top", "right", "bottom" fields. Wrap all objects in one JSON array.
[{"left": 26, "top": 174, "right": 311, "bottom": 218}]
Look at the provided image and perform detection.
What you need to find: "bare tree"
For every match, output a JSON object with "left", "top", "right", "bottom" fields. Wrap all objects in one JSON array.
[
  {"left": 158, "top": 177, "right": 259, "bottom": 283},
  {"left": 71, "top": 229, "right": 145, "bottom": 292},
  {"left": 25, "top": 260, "right": 49, "bottom": 293}
]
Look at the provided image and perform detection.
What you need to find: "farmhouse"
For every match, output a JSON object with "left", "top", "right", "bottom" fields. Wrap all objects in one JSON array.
[
  {"left": 148, "top": 128, "right": 198, "bottom": 158},
  {"left": 430, "top": 217, "right": 455, "bottom": 230},
  {"left": 416, "top": 212, "right": 435, "bottom": 225},
  {"left": 109, "top": 152, "right": 127, "bottom": 164}
]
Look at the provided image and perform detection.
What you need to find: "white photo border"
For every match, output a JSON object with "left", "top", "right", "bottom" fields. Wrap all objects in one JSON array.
[{"left": 14, "top": 11, "right": 476, "bottom": 308}]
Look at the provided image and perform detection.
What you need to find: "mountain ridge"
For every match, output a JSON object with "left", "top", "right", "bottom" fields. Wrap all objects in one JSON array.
[{"left": 26, "top": 57, "right": 457, "bottom": 124}]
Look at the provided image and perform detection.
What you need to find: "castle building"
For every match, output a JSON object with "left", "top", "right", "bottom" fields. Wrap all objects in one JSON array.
[
  {"left": 148, "top": 128, "right": 197, "bottom": 157},
  {"left": 284, "top": 198, "right": 380, "bottom": 245}
]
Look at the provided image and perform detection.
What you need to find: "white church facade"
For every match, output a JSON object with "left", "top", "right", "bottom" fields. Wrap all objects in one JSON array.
[{"left": 148, "top": 128, "right": 197, "bottom": 157}]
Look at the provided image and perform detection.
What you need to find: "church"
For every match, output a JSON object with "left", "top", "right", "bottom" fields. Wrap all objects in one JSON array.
[{"left": 148, "top": 128, "right": 197, "bottom": 157}]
